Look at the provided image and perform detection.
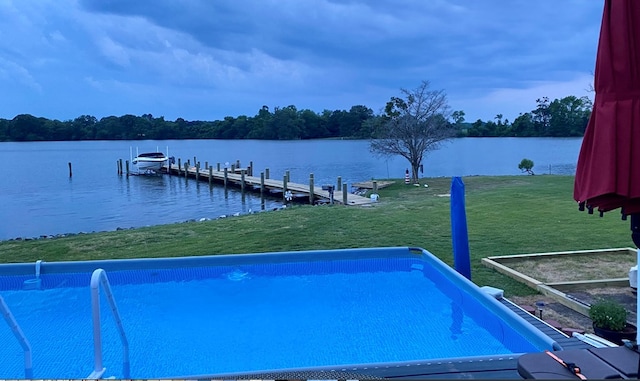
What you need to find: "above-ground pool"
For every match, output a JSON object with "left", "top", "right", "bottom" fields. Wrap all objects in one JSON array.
[{"left": 0, "top": 247, "right": 558, "bottom": 379}]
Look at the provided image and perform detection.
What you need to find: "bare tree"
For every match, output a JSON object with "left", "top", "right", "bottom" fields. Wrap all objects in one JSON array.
[{"left": 370, "top": 80, "right": 455, "bottom": 183}]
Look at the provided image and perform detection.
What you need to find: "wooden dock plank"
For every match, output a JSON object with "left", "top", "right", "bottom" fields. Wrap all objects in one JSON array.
[{"left": 164, "top": 164, "right": 373, "bottom": 205}]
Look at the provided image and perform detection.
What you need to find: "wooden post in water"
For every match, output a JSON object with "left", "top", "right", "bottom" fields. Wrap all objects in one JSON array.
[
  {"left": 224, "top": 167, "right": 228, "bottom": 189},
  {"left": 205, "top": 161, "right": 208, "bottom": 169},
  {"left": 260, "top": 172, "right": 265, "bottom": 196},
  {"left": 342, "top": 183, "right": 348, "bottom": 205},
  {"left": 337, "top": 176, "right": 342, "bottom": 191},
  {"left": 231, "top": 164, "right": 236, "bottom": 172},
  {"left": 236, "top": 159, "right": 240, "bottom": 169},
  {"left": 195, "top": 163, "right": 200, "bottom": 181},
  {"left": 241, "top": 170, "right": 246, "bottom": 193},
  {"left": 68, "top": 162, "right": 73, "bottom": 177},
  {"left": 217, "top": 162, "right": 220, "bottom": 171},
  {"left": 184, "top": 163, "right": 189, "bottom": 179},
  {"left": 285, "top": 170, "right": 290, "bottom": 183},
  {"left": 265, "top": 168, "right": 270, "bottom": 179},
  {"left": 178, "top": 158, "right": 182, "bottom": 175},
  {"left": 126, "top": 160, "right": 130, "bottom": 177},
  {"left": 209, "top": 167, "right": 213, "bottom": 186},
  {"left": 283, "top": 175, "right": 288, "bottom": 202},
  {"left": 193, "top": 156, "right": 197, "bottom": 166},
  {"left": 309, "top": 173, "right": 314, "bottom": 204},
  {"left": 249, "top": 161, "right": 253, "bottom": 176},
  {"left": 373, "top": 181, "right": 378, "bottom": 192}
]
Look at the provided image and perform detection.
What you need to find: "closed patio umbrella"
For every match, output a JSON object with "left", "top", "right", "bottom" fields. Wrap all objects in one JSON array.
[
  {"left": 451, "top": 177, "right": 471, "bottom": 280},
  {"left": 573, "top": 0, "right": 640, "bottom": 346}
]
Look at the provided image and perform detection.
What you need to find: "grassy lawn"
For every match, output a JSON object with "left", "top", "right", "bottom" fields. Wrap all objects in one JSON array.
[{"left": 0, "top": 175, "right": 631, "bottom": 297}]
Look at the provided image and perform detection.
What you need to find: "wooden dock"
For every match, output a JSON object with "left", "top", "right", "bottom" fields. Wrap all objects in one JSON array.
[{"left": 160, "top": 161, "right": 373, "bottom": 206}]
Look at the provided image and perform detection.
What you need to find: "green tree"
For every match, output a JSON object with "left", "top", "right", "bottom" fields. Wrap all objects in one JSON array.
[
  {"left": 511, "top": 113, "right": 535, "bottom": 137},
  {"left": 12, "top": 114, "right": 48, "bottom": 141},
  {"left": 272, "top": 105, "right": 304, "bottom": 139},
  {"left": 518, "top": 158, "right": 535, "bottom": 175},
  {"left": 532, "top": 97, "right": 551, "bottom": 135},
  {"left": 299, "top": 109, "right": 329, "bottom": 139},
  {"left": 370, "top": 80, "right": 455, "bottom": 182},
  {"left": 342, "top": 105, "right": 374, "bottom": 137},
  {"left": 247, "top": 106, "right": 274, "bottom": 139},
  {"left": 547, "top": 96, "right": 592, "bottom": 136}
]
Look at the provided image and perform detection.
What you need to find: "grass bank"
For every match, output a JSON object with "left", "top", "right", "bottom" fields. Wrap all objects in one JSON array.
[{"left": 0, "top": 175, "right": 631, "bottom": 296}]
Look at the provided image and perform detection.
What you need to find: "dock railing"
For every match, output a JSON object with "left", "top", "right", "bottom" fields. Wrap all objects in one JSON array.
[
  {"left": 87, "top": 269, "right": 130, "bottom": 379},
  {"left": 0, "top": 295, "right": 33, "bottom": 378}
]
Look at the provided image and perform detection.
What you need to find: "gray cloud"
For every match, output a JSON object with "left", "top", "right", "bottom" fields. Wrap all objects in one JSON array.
[{"left": 0, "top": 0, "right": 604, "bottom": 122}]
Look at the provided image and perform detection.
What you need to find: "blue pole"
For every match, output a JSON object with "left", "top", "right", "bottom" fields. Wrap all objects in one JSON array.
[{"left": 451, "top": 177, "right": 471, "bottom": 279}]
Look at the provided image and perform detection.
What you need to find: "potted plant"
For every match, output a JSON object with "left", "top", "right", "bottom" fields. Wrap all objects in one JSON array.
[{"left": 589, "top": 299, "right": 636, "bottom": 345}]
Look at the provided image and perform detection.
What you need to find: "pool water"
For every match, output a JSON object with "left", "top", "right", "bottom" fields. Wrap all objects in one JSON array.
[{"left": 0, "top": 248, "right": 554, "bottom": 378}]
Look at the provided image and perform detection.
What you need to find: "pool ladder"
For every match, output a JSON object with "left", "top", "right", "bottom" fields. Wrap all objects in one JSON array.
[
  {"left": 87, "top": 269, "right": 130, "bottom": 379},
  {"left": 0, "top": 295, "right": 32, "bottom": 378}
]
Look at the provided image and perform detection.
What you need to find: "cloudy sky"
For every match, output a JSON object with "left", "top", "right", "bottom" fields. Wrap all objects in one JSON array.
[{"left": 1, "top": 0, "right": 603, "bottom": 124}]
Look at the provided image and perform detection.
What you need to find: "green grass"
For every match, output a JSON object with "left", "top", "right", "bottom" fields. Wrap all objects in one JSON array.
[{"left": 0, "top": 175, "right": 631, "bottom": 297}]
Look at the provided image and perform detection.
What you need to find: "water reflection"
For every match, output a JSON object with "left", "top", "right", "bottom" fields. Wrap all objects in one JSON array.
[{"left": 0, "top": 138, "right": 583, "bottom": 239}]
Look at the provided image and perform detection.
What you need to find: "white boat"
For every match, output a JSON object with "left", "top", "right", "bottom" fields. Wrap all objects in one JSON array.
[{"left": 131, "top": 147, "right": 174, "bottom": 173}]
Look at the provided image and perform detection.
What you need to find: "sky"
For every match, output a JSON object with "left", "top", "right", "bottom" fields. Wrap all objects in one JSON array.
[{"left": 0, "top": 0, "right": 604, "bottom": 124}]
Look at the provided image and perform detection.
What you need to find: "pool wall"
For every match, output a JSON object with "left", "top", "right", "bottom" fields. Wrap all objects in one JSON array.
[
  {"left": 410, "top": 247, "right": 562, "bottom": 353},
  {"left": 0, "top": 246, "right": 561, "bottom": 378}
]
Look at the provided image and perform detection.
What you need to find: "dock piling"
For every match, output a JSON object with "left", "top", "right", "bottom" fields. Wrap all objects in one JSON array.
[
  {"left": 309, "top": 173, "right": 314, "bottom": 204},
  {"left": 342, "top": 183, "right": 348, "bottom": 205},
  {"left": 283, "top": 175, "right": 288, "bottom": 202},
  {"left": 68, "top": 162, "right": 73, "bottom": 177}
]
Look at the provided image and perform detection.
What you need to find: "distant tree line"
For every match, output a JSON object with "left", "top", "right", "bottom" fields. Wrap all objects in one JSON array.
[
  {"left": 0, "top": 95, "right": 592, "bottom": 142},
  {"left": 459, "top": 96, "right": 592, "bottom": 137}
]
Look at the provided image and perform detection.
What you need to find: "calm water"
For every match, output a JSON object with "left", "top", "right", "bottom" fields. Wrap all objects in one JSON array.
[
  {"left": 0, "top": 255, "right": 543, "bottom": 378},
  {"left": 0, "top": 138, "right": 582, "bottom": 240}
]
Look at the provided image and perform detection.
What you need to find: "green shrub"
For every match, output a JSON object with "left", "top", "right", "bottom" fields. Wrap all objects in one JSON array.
[
  {"left": 518, "top": 158, "right": 535, "bottom": 175},
  {"left": 589, "top": 299, "right": 628, "bottom": 331}
]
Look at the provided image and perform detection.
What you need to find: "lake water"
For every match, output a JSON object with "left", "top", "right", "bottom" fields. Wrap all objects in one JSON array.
[{"left": 0, "top": 138, "right": 582, "bottom": 240}]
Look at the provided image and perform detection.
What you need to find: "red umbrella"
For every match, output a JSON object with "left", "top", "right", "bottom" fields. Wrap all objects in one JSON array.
[
  {"left": 574, "top": 0, "right": 640, "bottom": 351},
  {"left": 574, "top": 0, "right": 640, "bottom": 218}
]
